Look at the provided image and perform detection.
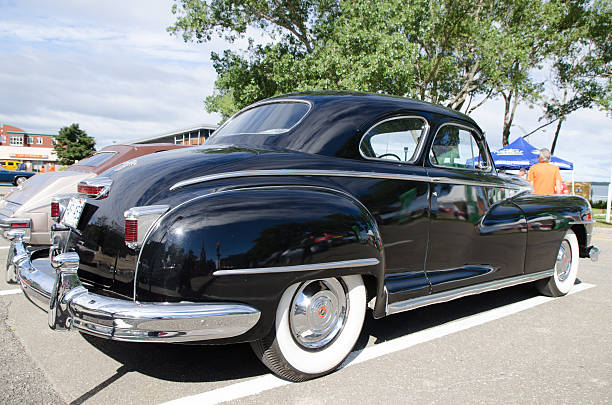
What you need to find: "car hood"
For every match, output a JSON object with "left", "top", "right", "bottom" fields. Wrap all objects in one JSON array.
[{"left": 6, "top": 171, "right": 95, "bottom": 212}]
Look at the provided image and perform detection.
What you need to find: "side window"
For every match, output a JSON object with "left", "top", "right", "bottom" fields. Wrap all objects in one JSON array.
[
  {"left": 360, "top": 117, "right": 428, "bottom": 163},
  {"left": 429, "top": 125, "right": 488, "bottom": 170}
]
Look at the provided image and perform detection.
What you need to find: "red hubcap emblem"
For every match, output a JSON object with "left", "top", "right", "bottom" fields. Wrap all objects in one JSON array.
[{"left": 318, "top": 306, "right": 327, "bottom": 318}]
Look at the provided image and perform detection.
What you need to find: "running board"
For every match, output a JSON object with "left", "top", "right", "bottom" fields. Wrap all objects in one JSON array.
[{"left": 386, "top": 270, "right": 554, "bottom": 316}]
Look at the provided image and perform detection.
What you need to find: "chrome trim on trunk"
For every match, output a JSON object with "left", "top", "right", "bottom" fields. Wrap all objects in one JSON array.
[
  {"left": 213, "top": 258, "right": 380, "bottom": 276},
  {"left": 386, "top": 269, "right": 554, "bottom": 315},
  {"left": 170, "top": 169, "right": 521, "bottom": 191}
]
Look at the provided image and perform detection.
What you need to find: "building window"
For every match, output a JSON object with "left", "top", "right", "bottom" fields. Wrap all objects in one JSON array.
[
  {"left": 27, "top": 137, "right": 34, "bottom": 145},
  {"left": 10, "top": 136, "right": 23, "bottom": 146},
  {"left": 0, "top": 136, "right": 5, "bottom": 142},
  {"left": 37, "top": 137, "right": 43, "bottom": 144},
  {"left": 52, "top": 139, "right": 57, "bottom": 145}
]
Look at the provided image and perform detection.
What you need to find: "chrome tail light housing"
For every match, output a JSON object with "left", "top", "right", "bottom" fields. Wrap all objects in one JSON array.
[
  {"left": 50, "top": 194, "right": 74, "bottom": 223},
  {"left": 77, "top": 177, "right": 113, "bottom": 199},
  {"left": 123, "top": 205, "right": 170, "bottom": 249}
]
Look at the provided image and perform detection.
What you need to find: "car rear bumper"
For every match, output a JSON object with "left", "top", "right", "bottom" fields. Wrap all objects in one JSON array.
[{"left": 8, "top": 232, "right": 261, "bottom": 343}]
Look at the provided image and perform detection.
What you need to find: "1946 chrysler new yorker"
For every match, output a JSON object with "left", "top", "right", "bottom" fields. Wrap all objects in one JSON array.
[{"left": 8, "top": 93, "right": 599, "bottom": 381}]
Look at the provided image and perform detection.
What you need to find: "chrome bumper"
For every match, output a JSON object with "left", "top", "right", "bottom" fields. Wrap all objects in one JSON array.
[
  {"left": 588, "top": 245, "right": 600, "bottom": 262},
  {"left": 7, "top": 231, "right": 261, "bottom": 343}
]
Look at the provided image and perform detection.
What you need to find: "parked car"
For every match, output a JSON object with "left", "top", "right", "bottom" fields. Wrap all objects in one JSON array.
[
  {"left": 0, "top": 166, "right": 35, "bottom": 185},
  {"left": 0, "top": 144, "right": 188, "bottom": 248},
  {"left": 0, "top": 159, "right": 22, "bottom": 171},
  {"left": 8, "top": 93, "right": 599, "bottom": 381}
]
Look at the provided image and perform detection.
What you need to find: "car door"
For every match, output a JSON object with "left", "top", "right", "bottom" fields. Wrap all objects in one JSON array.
[
  {"left": 351, "top": 115, "right": 432, "bottom": 303},
  {"left": 425, "top": 122, "right": 526, "bottom": 293}
]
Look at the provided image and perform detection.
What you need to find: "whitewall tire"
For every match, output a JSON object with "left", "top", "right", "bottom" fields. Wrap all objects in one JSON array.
[
  {"left": 251, "top": 275, "right": 366, "bottom": 381},
  {"left": 537, "top": 230, "right": 579, "bottom": 297}
]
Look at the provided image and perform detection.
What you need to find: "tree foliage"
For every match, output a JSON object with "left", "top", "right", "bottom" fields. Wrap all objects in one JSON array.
[
  {"left": 54, "top": 123, "right": 96, "bottom": 165},
  {"left": 169, "top": 0, "right": 611, "bottom": 147},
  {"left": 540, "top": 0, "right": 611, "bottom": 153}
]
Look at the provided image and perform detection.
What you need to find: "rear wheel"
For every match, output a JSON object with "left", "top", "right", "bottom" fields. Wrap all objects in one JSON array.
[
  {"left": 536, "top": 230, "right": 579, "bottom": 297},
  {"left": 251, "top": 275, "right": 366, "bottom": 381},
  {"left": 14, "top": 176, "right": 26, "bottom": 186}
]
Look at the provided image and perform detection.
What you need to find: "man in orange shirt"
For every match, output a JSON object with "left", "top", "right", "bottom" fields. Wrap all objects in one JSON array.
[{"left": 527, "top": 148, "right": 562, "bottom": 195}]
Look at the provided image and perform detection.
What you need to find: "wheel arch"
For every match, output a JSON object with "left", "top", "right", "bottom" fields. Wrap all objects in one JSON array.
[{"left": 136, "top": 184, "right": 385, "bottom": 342}]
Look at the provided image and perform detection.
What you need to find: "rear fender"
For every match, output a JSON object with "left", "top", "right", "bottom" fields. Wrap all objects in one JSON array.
[{"left": 136, "top": 186, "right": 384, "bottom": 342}]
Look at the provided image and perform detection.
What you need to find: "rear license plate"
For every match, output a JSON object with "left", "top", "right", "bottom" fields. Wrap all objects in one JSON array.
[{"left": 62, "top": 197, "right": 85, "bottom": 228}]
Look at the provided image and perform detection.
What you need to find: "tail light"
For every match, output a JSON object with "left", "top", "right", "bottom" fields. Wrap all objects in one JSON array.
[
  {"left": 51, "top": 201, "right": 60, "bottom": 219},
  {"left": 50, "top": 194, "right": 73, "bottom": 223},
  {"left": 124, "top": 205, "right": 169, "bottom": 249},
  {"left": 10, "top": 222, "right": 29, "bottom": 228},
  {"left": 78, "top": 177, "right": 112, "bottom": 199}
]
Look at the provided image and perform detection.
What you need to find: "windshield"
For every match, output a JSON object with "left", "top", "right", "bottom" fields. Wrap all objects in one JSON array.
[
  {"left": 213, "top": 102, "right": 310, "bottom": 138},
  {"left": 73, "top": 151, "right": 117, "bottom": 167}
]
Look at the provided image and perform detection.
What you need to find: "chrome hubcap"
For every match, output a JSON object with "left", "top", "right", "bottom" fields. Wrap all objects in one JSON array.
[
  {"left": 289, "top": 278, "right": 348, "bottom": 350},
  {"left": 555, "top": 240, "right": 572, "bottom": 282}
]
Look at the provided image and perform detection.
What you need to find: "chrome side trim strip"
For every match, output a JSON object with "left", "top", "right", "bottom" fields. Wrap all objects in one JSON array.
[
  {"left": 213, "top": 258, "right": 380, "bottom": 276},
  {"left": 386, "top": 269, "right": 554, "bottom": 316},
  {"left": 170, "top": 169, "right": 520, "bottom": 191}
]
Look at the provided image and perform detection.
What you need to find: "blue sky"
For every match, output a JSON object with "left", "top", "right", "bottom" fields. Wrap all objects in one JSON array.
[{"left": 0, "top": 0, "right": 610, "bottom": 182}]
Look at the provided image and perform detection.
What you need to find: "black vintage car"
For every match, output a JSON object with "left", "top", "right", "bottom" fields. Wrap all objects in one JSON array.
[{"left": 9, "top": 92, "right": 599, "bottom": 381}]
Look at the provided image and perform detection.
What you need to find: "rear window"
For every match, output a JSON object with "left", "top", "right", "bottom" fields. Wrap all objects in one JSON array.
[
  {"left": 73, "top": 152, "right": 117, "bottom": 167},
  {"left": 214, "top": 102, "right": 310, "bottom": 137}
]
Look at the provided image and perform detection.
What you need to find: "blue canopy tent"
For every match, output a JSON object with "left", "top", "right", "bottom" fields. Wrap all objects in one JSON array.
[{"left": 491, "top": 137, "right": 573, "bottom": 170}]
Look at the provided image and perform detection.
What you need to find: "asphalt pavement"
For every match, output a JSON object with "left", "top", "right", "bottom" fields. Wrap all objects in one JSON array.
[{"left": 0, "top": 228, "right": 610, "bottom": 404}]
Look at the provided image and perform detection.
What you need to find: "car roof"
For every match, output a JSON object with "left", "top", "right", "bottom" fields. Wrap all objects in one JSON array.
[{"left": 208, "top": 92, "right": 481, "bottom": 159}]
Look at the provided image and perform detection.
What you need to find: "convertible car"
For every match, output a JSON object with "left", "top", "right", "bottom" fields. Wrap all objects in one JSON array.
[{"left": 8, "top": 93, "right": 599, "bottom": 381}]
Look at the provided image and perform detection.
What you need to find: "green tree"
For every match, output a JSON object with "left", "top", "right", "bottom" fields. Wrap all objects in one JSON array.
[
  {"left": 54, "top": 123, "right": 96, "bottom": 165},
  {"left": 539, "top": 0, "right": 611, "bottom": 154}
]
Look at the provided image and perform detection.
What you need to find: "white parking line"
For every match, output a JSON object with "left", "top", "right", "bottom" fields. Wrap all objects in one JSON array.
[
  {"left": 0, "top": 289, "right": 22, "bottom": 296},
  {"left": 161, "top": 282, "right": 595, "bottom": 405}
]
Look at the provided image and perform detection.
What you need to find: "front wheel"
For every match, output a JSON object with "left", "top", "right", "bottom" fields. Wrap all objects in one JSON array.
[
  {"left": 536, "top": 230, "right": 579, "bottom": 297},
  {"left": 14, "top": 176, "right": 26, "bottom": 186},
  {"left": 251, "top": 275, "right": 366, "bottom": 381}
]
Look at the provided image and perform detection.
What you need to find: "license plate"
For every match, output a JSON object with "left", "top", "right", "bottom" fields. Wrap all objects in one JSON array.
[{"left": 62, "top": 197, "right": 85, "bottom": 228}]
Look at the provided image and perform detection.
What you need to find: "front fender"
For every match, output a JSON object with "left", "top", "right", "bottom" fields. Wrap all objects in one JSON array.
[
  {"left": 512, "top": 194, "right": 592, "bottom": 273},
  {"left": 136, "top": 186, "right": 383, "bottom": 342}
]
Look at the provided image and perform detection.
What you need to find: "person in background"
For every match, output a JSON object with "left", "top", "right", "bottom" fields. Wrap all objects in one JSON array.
[
  {"left": 518, "top": 167, "right": 527, "bottom": 179},
  {"left": 527, "top": 148, "right": 562, "bottom": 195},
  {"left": 17, "top": 162, "right": 26, "bottom": 171}
]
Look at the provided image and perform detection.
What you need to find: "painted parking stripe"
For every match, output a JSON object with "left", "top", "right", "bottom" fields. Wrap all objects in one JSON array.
[
  {"left": 161, "top": 282, "right": 595, "bottom": 405},
  {"left": 0, "top": 289, "right": 22, "bottom": 296}
]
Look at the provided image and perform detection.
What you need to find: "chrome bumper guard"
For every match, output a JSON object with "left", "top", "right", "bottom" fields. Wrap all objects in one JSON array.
[
  {"left": 0, "top": 213, "right": 31, "bottom": 242},
  {"left": 7, "top": 230, "right": 261, "bottom": 343},
  {"left": 588, "top": 245, "right": 600, "bottom": 262}
]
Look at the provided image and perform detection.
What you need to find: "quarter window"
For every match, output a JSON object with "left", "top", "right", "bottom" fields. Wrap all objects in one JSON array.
[
  {"left": 360, "top": 117, "right": 428, "bottom": 163},
  {"left": 429, "top": 125, "right": 488, "bottom": 170}
]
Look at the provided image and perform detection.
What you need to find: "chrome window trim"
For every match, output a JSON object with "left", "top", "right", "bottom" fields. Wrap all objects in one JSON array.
[
  {"left": 213, "top": 258, "right": 380, "bottom": 276},
  {"left": 428, "top": 122, "right": 493, "bottom": 173},
  {"left": 358, "top": 115, "right": 430, "bottom": 165},
  {"left": 208, "top": 99, "right": 313, "bottom": 140},
  {"left": 386, "top": 269, "right": 554, "bottom": 315},
  {"left": 169, "top": 169, "right": 520, "bottom": 191}
]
